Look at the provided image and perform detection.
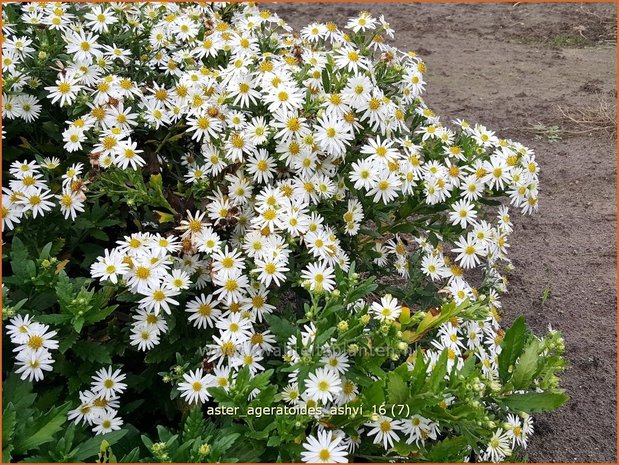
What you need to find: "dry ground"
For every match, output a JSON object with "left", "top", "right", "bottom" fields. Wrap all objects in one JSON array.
[{"left": 268, "top": 3, "right": 617, "bottom": 462}]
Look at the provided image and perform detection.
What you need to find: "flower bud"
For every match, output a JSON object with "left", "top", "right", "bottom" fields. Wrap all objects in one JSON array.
[
  {"left": 198, "top": 443, "right": 211, "bottom": 456},
  {"left": 337, "top": 321, "right": 348, "bottom": 332}
]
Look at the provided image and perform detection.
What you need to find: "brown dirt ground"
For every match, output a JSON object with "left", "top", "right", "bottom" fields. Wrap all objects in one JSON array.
[{"left": 268, "top": 3, "right": 617, "bottom": 462}]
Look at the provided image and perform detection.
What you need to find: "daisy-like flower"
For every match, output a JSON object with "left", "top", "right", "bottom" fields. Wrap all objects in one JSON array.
[
  {"left": 68, "top": 393, "right": 96, "bottom": 426},
  {"left": 315, "top": 115, "right": 354, "bottom": 157},
  {"left": 370, "top": 294, "right": 402, "bottom": 323},
  {"left": 282, "top": 383, "right": 301, "bottom": 405},
  {"left": 451, "top": 234, "right": 486, "bottom": 269},
  {"left": 57, "top": 190, "right": 85, "bottom": 220},
  {"left": 253, "top": 253, "right": 289, "bottom": 287},
  {"left": 401, "top": 415, "right": 438, "bottom": 446},
  {"left": 132, "top": 307, "right": 168, "bottom": 332},
  {"left": 231, "top": 341, "right": 265, "bottom": 375},
  {"left": 196, "top": 226, "right": 222, "bottom": 254},
  {"left": 18, "top": 188, "right": 55, "bottom": 218},
  {"left": 15, "top": 324, "right": 59, "bottom": 355},
  {"left": 321, "top": 351, "right": 350, "bottom": 375},
  {"left": 90, "top": 249, "right": 129, "bottom": 284},
  {"left": 263, "top": 83, "right": 304, "bottom": 113},
  {"left": 92, "top": 410, "right": 124, "bottom": 436},
  {"left": 484, "top": 428, "right": 513, "bottom": 462},
  {"left": 15, "top": 94, "right": 41, "bottom": 123},
  {"left": 212, "top": 246, "right": 246, "bottom": 279},
  {"left": 6, "top": 314, "right": 35, "bottom": 344},
  {"left": 213, "top": 270, "right": 250, "bottom": 305},
  {"left": 114, "top": 140, "right": 145, "bottom": 170},
  {"left": 420, "top": 253, "right": 449, "bottom": 281},
  {"left": 44, "top": 73, "right": 82, "bottom": 107},
  {"left": 215, "top": 312, "right": 253, "bottom": 343},
  {"left": 138, "top": 284, "right": 180, "bottom": 315},
  {"left": 84, "top": 6, "right": 118, "bottom": 33},
  {"left": 305, "top": 367, "right": 342, "bottom": 403},
  {"left": 91, "top": 366, "right": 127, "bottom": 400},
  {"left": 129, "top": 325, "right": 160, "bottom": 351},
  {"left": 65, "top": 30, "right": 101, "bottom": 64},
  {"left": 505, "top": 413, "right": 527, "bottom": 448},
  {"left": 15, "top": 349, "right": 55, "bottom": 382},
  {"left": 187, "top": 112, "right": 223, "bottom": 143},
  {"left": 301, "top": 429, "right": 349, "bottom": 463},
  {"left": 247, "top": 149, "right": 277, "bottom": 184},
  {"left": 365, "top": 416, "right": 403, "bottom": 450},
  {"left": 335, "top": 46, "right": 369, "bottom": 74},
  {"left": 367, "top": 170, "right": 401, "bottom": 204},
  {"left": 361, "top": 136, "right": 400, "bottom": 165},
  {"left": 165, "top": 269, "right": 191, "bottom": 291},
  {"left": 449, "top": 199, "right": 478, "bottom": 229},
  {"left": 178, "top": 368, "right": 211, "bottom": 404},
  {"left": 346, "top": 11, "right": 377, "bottom": 32},
  {"left": 301, "top": 261, "right": 336, "bottom": 293}
]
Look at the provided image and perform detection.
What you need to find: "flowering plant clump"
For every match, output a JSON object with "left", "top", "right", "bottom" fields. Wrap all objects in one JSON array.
[{"left": 2, "top": 2, "right": 567, "bottom": 463}]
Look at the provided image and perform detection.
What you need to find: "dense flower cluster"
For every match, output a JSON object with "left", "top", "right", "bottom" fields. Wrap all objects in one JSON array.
[{"left": 2, "top": 2, "right": 563, "bottom": 463}]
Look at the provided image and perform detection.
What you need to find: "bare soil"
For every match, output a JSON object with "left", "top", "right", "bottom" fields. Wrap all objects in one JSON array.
[{"left": 268, "top": 3, "right": 617, "bottom": 462}]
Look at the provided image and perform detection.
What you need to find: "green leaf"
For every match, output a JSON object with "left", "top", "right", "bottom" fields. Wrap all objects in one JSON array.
[
  {"left": 425, "top": 436, "right": 470, "bottom": 462},
  {"left": 428, "top": 349, "right": 448, "bottom": 391},
  {"left": 75, "top": 430, "right": 128, "bottom": 461},
  {"left": 2, "top": 402, "right": 16, "bottom": 460},
  {"left": 84, "top": 304, "right": 118, "bottom": 325},
  {"left": 36, "top": 314, "right": 72, "bottom": 325},
  {"left": 39, "top": 242, "right": 53, "bottom": 259},
  {"left": 183, "top": 407, "right": 206, "bottom": 442},
  {"left": 511, "top": 339, "right": 541, "bottom": 390},
  {"left": 387, "top": 372, "right": 408, "bottom": 405},
  {"left": 263, "top": 314, "right": 297, "bottom": 343},
  {"left": 11, "top": 237, "right": 35, "bottom": 280},
  {"left": 59, "top": 331, "right": 80, "bottom": 353},
  {"left": 502, "top": 392, "right": 569, "bottom": 413},
  {"left": 73, "top": 340, "right": 112, "bottom": 364},
  {"left": 321, "top": 68, "right": 330, "bottom": 92},
  {"left": 314, "top": 326, "right": 336, "bottom": 348},
  {"left": 363, "top": 380, "right": 385, "bottom": 407},
  {"left": 498, "top": 316, "right": 527, "bottom": 383},
  {"left": 213, "top": 432, "right": 240, "bottom": 454},
  {"left": 119, "top": 447, "right": 141, "bottom": 463},
  {"left": 13, "top": 402, "right": 71, "bottom": 454}
]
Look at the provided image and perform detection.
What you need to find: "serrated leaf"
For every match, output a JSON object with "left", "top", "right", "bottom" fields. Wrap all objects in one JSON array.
[
  {"left": 363, "top": 379, "right": 385, "bottom": 407},
  {"left": 59, "top": 331, "right": 80, "bottom": 353},
  {"left": 387, "top": 372, "right": 408, "bottom": 405},
  {"left": 425, "top": 436, "right": 469, "bottom": 462},
  {"left": 183, "top": 407, "right": 206, "bottom": 442},
  {"left": 13, "top": 402, "right": 71, "bottom": 454},
  {"left": 263, "top": 314, "right": 297, "bottom": 343},
  {"left": 2, "top": 403, "right": 16, "bottom": 449},
  {"left": 511, "top": 339, "right": 540, "bottom": 390},
  {"left": 73, "top": 340, "right": 112, "bottom": 364},
  {"left": 502, "top": 392, "right": 569, "bottom": 413}
]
